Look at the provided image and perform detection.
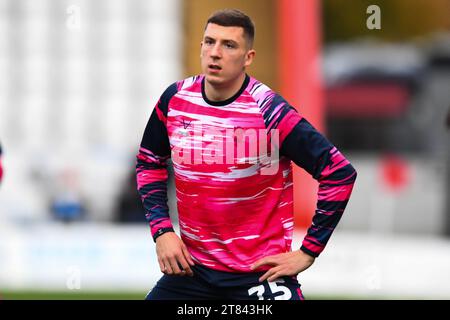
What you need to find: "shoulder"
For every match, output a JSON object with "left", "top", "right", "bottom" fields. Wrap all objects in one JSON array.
[
  {"left": 159, "top": 75, "right": 203, "bottom": 111},
  {"left": 246, "top": 76, "right": 298, "bottom": 118},
  {"left": 245, "top": 77, "right": 302, "bottom": 138},
  {"left": 245, "top": 76, "right": 275, "bottom": 103},
  {"left": 161, "top": 75, "right": 203, "bottom": 98},
  {"left": 175, "top": 75, "right": 203, "bottom": 92},
  {"left": 245, "top": 76, "right": 293, "bottom": 111}
]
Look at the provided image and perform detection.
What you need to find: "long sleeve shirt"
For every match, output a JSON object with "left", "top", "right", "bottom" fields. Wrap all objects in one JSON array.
[{"left": 136, "top": 74, "right": 357, "bottom": 272}]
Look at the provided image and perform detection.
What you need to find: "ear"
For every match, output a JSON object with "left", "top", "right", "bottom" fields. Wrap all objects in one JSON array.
[{"left": 244, "top": 49, "right": 256, "bottom": 68}]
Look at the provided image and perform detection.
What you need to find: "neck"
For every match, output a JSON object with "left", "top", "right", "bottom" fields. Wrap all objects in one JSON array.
[{"left": 204, "top": 73, "right": 247, "bottom": 102}]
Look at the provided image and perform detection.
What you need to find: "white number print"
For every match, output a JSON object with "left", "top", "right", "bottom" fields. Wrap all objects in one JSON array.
[
  {"left": 248, "top": 279, "right": 292, "bottom": 300},
  {"left": 269, "top": 279, "right": 292, "bottom": 300},
  {"left": 247, "top": 284, "right": 265, "bottom": 300}
]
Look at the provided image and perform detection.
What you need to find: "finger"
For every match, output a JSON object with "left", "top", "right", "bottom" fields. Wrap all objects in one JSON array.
[
  {"left": 168, "top": 257, "right": 182, "bottom": 275},
  {"left": 157, "top": 257, "right": 165, "bottom": 273},
  {"left": 259, "top": 270, "right": 272, "bottom": 283},
  {"left": 177, "top": 256, "right": 194, "bottom": 277},
  {"left": 182, "top": 245, "right": 195, "bottom": 266},
  {"left": 163, "top": 259, "right": 174, "bottom": 275},
  {"left": 251, "top": 259, "right": 267, "bottom": 270},
  {"left": 258, "top": 267, "right": 277, "bottom": 283},
  {"left": 251, "top": 257, "right": 277, "bottom": 270},
  {"left": 267, "top": 270, "right": 285, "bottom": 282}
]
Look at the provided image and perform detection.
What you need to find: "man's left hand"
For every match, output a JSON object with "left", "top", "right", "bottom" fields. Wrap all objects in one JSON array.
[{"left": 250, "top": 250, "right": 315, "bottom": 282}]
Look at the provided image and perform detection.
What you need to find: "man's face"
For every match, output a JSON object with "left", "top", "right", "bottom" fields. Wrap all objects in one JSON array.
[{"left": 200, "top": 23, "right": 255, "bottom": 87}]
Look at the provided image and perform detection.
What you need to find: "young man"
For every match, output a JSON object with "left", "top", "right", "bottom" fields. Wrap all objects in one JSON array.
[{"left": 136, "top": 9, "right": 357, "bottom": 300}]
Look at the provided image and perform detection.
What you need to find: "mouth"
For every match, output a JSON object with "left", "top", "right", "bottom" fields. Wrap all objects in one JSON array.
[{"left": 208, "top": 64, "right": 222, "bottom": 71}]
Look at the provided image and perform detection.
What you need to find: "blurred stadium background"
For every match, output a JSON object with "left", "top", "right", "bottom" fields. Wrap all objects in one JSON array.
[{"left": 0, "top": 0, "right": 450, "bottom": 299}]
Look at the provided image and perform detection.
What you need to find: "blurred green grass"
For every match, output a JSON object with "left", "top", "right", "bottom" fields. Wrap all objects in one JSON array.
[
  {"left": 0, "top": 290, "right": 388, "bottom": 300},
  {"left": 0, "top": 291, "right": 147, "bottom": 300}
]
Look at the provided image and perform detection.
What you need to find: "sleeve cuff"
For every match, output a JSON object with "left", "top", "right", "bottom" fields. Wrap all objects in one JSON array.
[
  {"left": 300, "top": 246, "right": 320, "bottom": 258},
  {"left": 152, "top": 227, "right": 175, "bottom": 242}
]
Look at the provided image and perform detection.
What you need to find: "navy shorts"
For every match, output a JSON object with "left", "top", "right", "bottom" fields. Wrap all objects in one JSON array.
[{"left": 146, "top": 264, "right": 305, "bottom": 300}]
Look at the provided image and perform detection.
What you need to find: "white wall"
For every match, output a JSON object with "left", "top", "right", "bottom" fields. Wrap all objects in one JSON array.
[
  {"left": 0, "top": 0, "right": 182, "bottom": 223},
  {"left": 338, "top": 155, "right": 447, "bottom": 235},
  {"left": 1, "top": 224, "right": 450, "bottom": 299}
]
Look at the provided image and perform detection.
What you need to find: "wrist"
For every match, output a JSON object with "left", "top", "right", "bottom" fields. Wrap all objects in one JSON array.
[
  {"left": 153, "top": 227, "right": 175, "bottom": 242},
  {"left": 299, "top": 246, "right": 318, "bottom": 260}
]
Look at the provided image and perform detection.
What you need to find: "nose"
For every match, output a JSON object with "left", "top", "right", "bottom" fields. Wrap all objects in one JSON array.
[{"left": 210, "top": 43, "right": 221, "bottom": 59}]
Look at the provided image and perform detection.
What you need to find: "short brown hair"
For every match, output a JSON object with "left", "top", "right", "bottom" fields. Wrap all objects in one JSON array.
[{"left": 206, "top": 9, "right": 255, "bottom": 47}]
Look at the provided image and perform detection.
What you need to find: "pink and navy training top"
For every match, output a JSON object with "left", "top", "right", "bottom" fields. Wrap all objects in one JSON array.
[{"left": 136, "top": 74, "right": 357, "bottom": 273}]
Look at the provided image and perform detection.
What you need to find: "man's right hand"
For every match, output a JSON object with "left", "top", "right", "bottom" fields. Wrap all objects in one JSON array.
[{"left": 155, "top": 232, "right": 195, "bottom": 276}]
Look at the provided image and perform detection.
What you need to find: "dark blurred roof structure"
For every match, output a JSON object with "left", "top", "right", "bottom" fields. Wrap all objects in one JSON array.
[
  {"left": 323, "top": 42, "right": 426, "bottom": 119},
  {"left": 322, "top": 39, "right": 450, "bottom": 153}
]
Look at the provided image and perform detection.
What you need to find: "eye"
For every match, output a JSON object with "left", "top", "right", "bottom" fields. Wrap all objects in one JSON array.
[
  {"left": 204, "top": 39, "right": 214, "bottom": 45},
  {"left": 224, "top": 42, "right": 236, "bottom": 49}
]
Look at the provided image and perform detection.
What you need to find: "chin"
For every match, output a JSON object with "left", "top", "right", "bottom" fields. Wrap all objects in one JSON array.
[{"left": 204, "top": 74, "right": 224, "bottom": 86}]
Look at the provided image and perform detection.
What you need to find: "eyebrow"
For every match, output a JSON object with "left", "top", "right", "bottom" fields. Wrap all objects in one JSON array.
[
  {"left": 223, "top": 39, "right": 238, "bottom": 46},
  {"left": 204, "top": 36, "right": 239, "bottom": 46}
]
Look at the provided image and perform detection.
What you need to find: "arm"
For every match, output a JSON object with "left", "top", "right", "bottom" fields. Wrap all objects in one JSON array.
[
  {"left": 136, "top": 83, "right": 194, "bottom": 276},
  {"left": 281, "top": 118, "right": 357, "bottom": 258},
  {"left": 136, "top": 92, "right": 173, "bottom": 241},
  {"left": 252, "top": 101, "right": 357, "bottom": 281}
]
